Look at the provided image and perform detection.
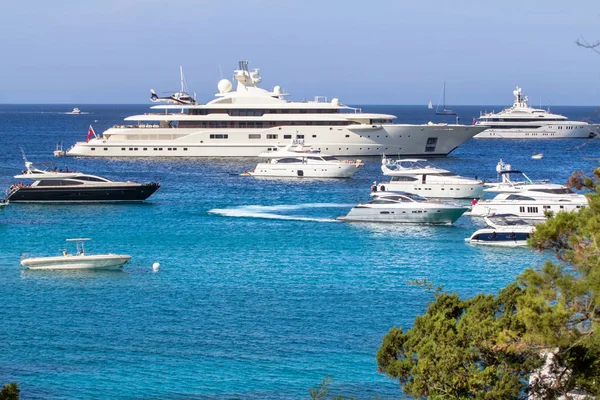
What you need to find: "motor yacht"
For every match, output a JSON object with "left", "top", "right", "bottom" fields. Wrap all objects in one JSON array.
[
  {"left": 475, "top": 87, "right": 598, "bottom": 139},
  {"left": 6, "top": 161, "right": 160, "bottom": 203},
  {"left": 485, "top": 159, "right": 572, "bottom": 194},
  {"left": 338, "top": 192, "right": 468, "bottom": 224},
  {"left": 65, "top": 61, "right": 487, "bottom": 158},
  {"left": 373, "top": 157, "right": 485, "bottom": 199},
  {"left": 469, "top": 190, "right": 587, "bottom": 221},
  {"left": 466, "top": 214, "right": 534, "bottom": 246},
  {"left": 20, "top": 238, "right": 131, "bottom": 270},
  {"left": 247, "top": 141, "right": 363, "bottom": 178},
  {"left": 71, "top": 108, "right": 81, "bottom": 114}
]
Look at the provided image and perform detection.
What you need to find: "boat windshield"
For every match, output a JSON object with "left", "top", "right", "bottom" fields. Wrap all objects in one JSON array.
[
  {"left": 529, "top": 188, "right": 573, "bottom": 194},
  {"left": 373, "top": 193, "right": 426, "bottom": 202},
  {"left": 486, "top": 215, "right": 531, "bottom": 226},
  {"left": 274, "top": 158, "right": 303, "bottom": 163}
]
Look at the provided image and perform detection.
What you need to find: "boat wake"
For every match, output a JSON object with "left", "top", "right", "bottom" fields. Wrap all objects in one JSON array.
[{"left": 208, "top": 203, "right": 352, "bottom": 223}]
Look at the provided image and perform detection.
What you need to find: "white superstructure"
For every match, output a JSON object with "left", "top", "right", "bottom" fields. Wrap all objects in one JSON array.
[
  {"left": 474, "top": 87, "right": 598, "bottom": 139},
  {"left": 485, "top": 159, "right": 572, "bottom": 194},
  {"left": 470, "top": 190, "right": 587, "bottom": 221},
  {"left": 66, "top": 61, "right": 486, "bottom": 158},
  {"left": 374, "top": 157, "right": 485, "bottom": 199},
  {"left": 248, "top": 142, "right": 363, "bottom": 178}
]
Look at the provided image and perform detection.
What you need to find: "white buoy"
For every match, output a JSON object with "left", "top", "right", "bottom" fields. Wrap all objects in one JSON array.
[{"left": 152, "top": 262, "right": 160, "bottom": 273}]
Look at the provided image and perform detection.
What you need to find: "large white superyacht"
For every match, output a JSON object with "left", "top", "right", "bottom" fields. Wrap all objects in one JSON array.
[
  {"left": 474, "top": 87, "right": 599, "bottom": 139},
  {"left": 66, "top": 61, "right": 487, "bottom": 158}
]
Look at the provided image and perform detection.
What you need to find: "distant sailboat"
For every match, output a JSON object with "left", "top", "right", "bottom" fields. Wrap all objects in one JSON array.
[
  {"left": 435, "top": 82, "right": 456, "bottom": 115},
  {"left": 428, "top": 100, "right": 433, "bottom": 109}
]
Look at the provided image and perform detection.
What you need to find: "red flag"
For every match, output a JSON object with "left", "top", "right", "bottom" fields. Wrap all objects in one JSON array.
[
  {"left": 87, "top": 125, "right": 96, "bottom": 142},
  {"left": 472, "top": 118, "right": 477, "bottom": 125}
]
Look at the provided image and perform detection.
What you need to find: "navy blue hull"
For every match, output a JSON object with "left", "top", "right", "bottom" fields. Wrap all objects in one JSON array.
[{"left": 7, "top": 183, "right": 160, "bottom": 203}]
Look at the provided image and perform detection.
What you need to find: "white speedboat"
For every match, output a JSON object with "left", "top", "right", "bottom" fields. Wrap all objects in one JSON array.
[
  {"left": 470, "top": 190, "right": 587, "bottom": 221},
  {"left": 485, "top": 159, "right": 572, "bottom": 194},
  {"left": 338, "top": 192, "right": 468, "bottom": 224},
  {"left": 475, "top": 87, "right": 598, "bottom": 139},
  {"left": 373, "top": 157, "right": 485, "bottom": 199},
  {"left": 466, "top": 214, "right": 535, "bottom": 246},
  {"left": 65, "top": 60, "right": 486, "bottom": 158},
  {"left": 247, "top": 142, "right": 363, "bottom": 178},
  {"left": 71, "top": 108, "right": 81, "bottom": 114},
  {"left": 20, "top": 238, "right": 131, "bottom": 270}
]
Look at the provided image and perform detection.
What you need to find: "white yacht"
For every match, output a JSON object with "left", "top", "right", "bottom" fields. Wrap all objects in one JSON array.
[
  {"left": 373, "top": 157, "right": 485, "bottom": 199},
  {"left": 474, "top": 87, "right": 598, "bottom": 139},
  {"left": 466, "top": 215, "right": 534, "bottom": 247},
  {"left": 247, "top": 141, "right": 363, "bottom": 178},
  {"left": 71, "top": 108, "right": 81, "bottom": 114},
  {"left": 20, "top": 238, "right": 131, "bottom": 270},
  {"left": 470, "top": 190, "right": 587, "bottom": 221},
  {"left": 65, "top": 61, "right": 487, "bottom": 158},
  {"left": 338, "top": 192, "right": 469, "bottom": 224},
  {"left": 485, "top": 159, "right": 572, "bottom": 194}
]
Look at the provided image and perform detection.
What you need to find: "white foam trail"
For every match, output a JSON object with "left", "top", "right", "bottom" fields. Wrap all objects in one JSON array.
[{"left": 208, "top": 203, "right": 351, "bottom": 223}]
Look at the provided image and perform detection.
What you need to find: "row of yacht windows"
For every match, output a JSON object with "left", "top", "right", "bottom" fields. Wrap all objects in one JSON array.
[
  {"left": 481, "top": 118, "right": 564, "bottom": 122},
  {"left": 187, "top": 109, "right": 341, "bottom": 116},
  {"left": 518, "top": 205, "right": 579, "bottom": 213},
  {"left": 177, "top": 121, "right": 353, "bottom": 128}
]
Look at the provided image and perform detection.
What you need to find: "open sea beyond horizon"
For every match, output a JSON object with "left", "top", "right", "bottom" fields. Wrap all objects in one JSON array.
[{"left": 0, "top": 104, "right": 599, "bottom": 399}]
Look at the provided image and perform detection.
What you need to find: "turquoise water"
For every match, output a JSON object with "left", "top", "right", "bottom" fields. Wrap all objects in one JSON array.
[{"left": 0, "top": 105, "right": 598, "bottom": 399}]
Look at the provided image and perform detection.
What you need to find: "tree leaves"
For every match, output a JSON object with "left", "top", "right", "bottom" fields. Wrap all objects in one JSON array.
[{"left": 377, "top": 170, "right": 600, "bottom": 398}]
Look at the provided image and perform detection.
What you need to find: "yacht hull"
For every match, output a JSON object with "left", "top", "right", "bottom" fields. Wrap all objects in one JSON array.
[
  {"left": 7, "top": 184, "right": 159, "bottom": 203},
  {"left": 21, "top": 254, "right": 131, "bottom": 270},
  {"left": 338, "top": 206, "right": 468, "bottom": 224},
  {"left": 466, "top": 228, "right": 531, "bottom": 247},
  {"left": 249, "top": 163, "right": 360, "bottom": 178},
  {"left": 66, "top": 124, "right": 486, "bottom": 158}
]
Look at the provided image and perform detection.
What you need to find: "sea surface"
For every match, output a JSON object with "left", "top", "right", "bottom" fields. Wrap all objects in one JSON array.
[{"left": 0, "top": 104, "right": 599, "bottom": 399}]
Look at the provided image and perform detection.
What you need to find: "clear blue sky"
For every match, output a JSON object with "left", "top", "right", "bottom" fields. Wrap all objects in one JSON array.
[{"left": 1, "top": 0, "right": 599, "bottom": 105}]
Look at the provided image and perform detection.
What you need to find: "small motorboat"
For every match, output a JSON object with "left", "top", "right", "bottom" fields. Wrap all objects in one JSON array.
[
  {"left": 53, "top": 143, "right": 65, "bottom": 157},
  {"left": 531, "top": 152, "right": 543, "bottom": 160},
  {"left": 466, "top": 214, "right": 535, "bottom": 246},
  {"left": 71, "top": 107, "right": 81, "bottom": 114},
  {"left": 20, "top": 238, "right": 131, "bottom": 270},
  {"left": 338, "top": 192, "right": 468, "bottom": 224}
]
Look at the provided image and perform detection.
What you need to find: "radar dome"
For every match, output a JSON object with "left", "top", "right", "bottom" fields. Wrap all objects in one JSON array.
[
  {"left": 218, "top": 79, "right": 232, "bottom": 94},
  {"left": 273, "top": 86, "right": 281, "bottom": 94},
  {"left": 331, "top": 98, "right": 340, "bottom": 106}
]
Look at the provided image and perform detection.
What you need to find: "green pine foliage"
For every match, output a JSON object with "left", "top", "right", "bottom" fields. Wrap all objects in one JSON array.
[
  {"left": 377, "top": 169, "right": 600, "bottom": 399},
  {"left": 0, "top": 383, "right": 20, "bottom": 400}
]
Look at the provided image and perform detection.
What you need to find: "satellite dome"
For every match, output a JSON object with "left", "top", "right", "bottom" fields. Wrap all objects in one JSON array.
[
  {"left": 331, "top": 98, "right": 340, "bottom": 106},
  {"left": 273, "top": 86, "right": 281, "bottom": 94},
  {"left": 218, "top": 79, "right": 232, "bottom": 94}
]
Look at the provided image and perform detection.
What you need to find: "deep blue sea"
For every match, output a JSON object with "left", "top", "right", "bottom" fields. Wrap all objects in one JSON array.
[{"left": 0, "top": 104, "right": 599, "bottom": 399}]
